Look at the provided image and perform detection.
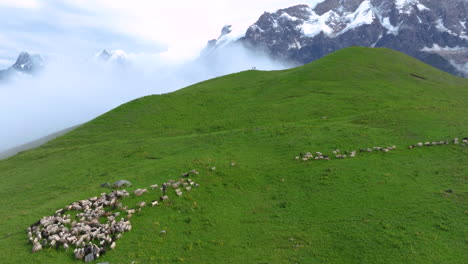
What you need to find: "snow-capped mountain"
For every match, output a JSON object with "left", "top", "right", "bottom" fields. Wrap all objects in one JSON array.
[
  {"left": 0, "top": 52, "right": 44, "bottom": 82},
  {"left": 206, "top": 0, "right": 468, "bottom": 77},
  {"left": 96, "top": 49, "right": 129, "bottom": 65}
]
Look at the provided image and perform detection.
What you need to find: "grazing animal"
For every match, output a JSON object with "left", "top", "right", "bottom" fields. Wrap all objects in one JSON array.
[
  {"left": 151, "top": 201, "right": 159, "bottom": 207},
  {"left": 150, "top": 184, "right": 158, "bottom": 190},
  {"left": 32, "top": 243, "right": 42, "bottom": 253},
  {"left": 134, "top": 189, "right": 147, "bottom": 197}
]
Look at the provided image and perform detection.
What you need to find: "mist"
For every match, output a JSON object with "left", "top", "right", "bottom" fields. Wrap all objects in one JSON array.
[{"left": 0, "top": 43, "right": 293, "bottom": 152}]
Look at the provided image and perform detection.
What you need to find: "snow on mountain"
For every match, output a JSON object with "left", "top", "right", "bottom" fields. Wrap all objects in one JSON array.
[
  {"left": 201, "top": 0, "right": 468, "bottom": 77},
  {"left": 96, "top": 49, "right": 128, "bottom": 64},
  {"left": 0, "top": 52, "right": 44, "bottom": 82}
]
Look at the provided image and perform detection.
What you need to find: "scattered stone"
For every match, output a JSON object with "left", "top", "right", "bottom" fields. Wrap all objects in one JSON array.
[
  {"left": 84, "top": 253, "right": 94, "bottom": 262},
  {"left": 113, "top": 180, "right": 132, "bottom": 188},
  {"left": 100, "top": 182, "right": 111, "bottom": 188}
]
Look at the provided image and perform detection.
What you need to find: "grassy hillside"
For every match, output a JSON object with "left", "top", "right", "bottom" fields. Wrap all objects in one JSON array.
[
  {"left": 0, "top": 47, "right": 466, "bottom": 264},
  {"left": 0, "top": 125, "right": 79, "bottom": 160}
]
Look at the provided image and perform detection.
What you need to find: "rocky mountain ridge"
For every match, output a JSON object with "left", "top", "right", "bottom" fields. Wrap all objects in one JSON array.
[{"left": 206, "top": 0, "right": 468, "bottom": 77}]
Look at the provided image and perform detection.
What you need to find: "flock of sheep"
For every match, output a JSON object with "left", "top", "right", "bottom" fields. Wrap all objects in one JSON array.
[
  {"left": 27, "top": 170, "right": 201, "bottom": 262},
  {"left": 296, "top": 146, "right": 397, "bottom": 161},
  {"left": 295, "top": 137, "right": 466, "bottom": 162},
  {"left": 408, "top": 137, "right": 467, "bottom": 148}
]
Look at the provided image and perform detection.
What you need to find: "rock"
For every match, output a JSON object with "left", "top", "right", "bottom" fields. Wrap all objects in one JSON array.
[
  {"left": 112, "top": 180, "right": 132, "bottom": 188},
  {"left": 84, "top": 253, "right": 95, "bottom": 262},
  {"left": 100, "top": 182, "right": 111, "bottom": 188},
  {"left": 204, "top": 0, "right": 468, "bottom": 77}
]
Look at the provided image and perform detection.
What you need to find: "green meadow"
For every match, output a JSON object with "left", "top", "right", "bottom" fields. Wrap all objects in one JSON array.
[{"left": 0, "top": 47, "right": 466, "bottom": 263}]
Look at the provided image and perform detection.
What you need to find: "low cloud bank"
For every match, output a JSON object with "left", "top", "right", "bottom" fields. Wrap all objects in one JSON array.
[{"left": 0, "top": 43, "right": 293, "bottom": 151}]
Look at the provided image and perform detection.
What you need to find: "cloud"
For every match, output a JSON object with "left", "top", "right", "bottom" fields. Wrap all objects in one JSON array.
[
  {"left": 0, "top": 42, "right": 294, "bottom": 151},
  {"left": 0, "top": 0, "right": 317, "bottom": 151},
  {"left": 0, "top": 0, "right": 41, "bottom": 9}
]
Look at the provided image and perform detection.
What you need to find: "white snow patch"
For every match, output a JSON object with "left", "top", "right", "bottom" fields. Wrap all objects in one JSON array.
[
  {"left": 299, "top": 10, "right": 334, "bottom": 37},
  {"left": 381, "top": 17, "right": 400, "bottom": 35},
  {"left": 435, "top": 19, "right": 458, "bottom": 36},
  {"left": 435, "top": 19, "right": 448, "bottom": 32},
  {"left": 339, "top": 0, "right": 375, "bottom": 34},
  {"left": 288, "top": 39, "right": 302, "bottom": 50},
  {"left": 421, "top": 44, "right": 468, "bottom": 52},
  {"left": 280, "top": 12, "right": 298, "bottom": 21},
  {"left": 249, "top": 24, "right": 264, "bottom": 33},
  {"left": 417, "top": 4, "right": 429, "bottom": 11},
  {"left": 417, "top": 16, "right": 422, "bottom": 23},
  {"left": 395, "top": 0, "right": 421, "bottom": 14}
]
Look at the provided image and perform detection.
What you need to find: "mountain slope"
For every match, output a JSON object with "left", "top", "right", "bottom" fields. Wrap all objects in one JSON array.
[
  {"left": 0, "top": 125, "right": 79, "bottom": 160},
  {"left": 0, "top": 47, "right": 466, "bottom": 264}
]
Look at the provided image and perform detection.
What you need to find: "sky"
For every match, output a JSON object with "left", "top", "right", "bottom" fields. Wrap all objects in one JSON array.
[
  {"left": 0, "top": 0, "right": 322, "bottom": 67},
  {"left": 0, "top": 0, "right": 323, "bottom": 152}
]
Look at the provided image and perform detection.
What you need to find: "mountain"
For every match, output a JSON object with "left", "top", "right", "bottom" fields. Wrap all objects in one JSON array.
[
  {"left": 0, "top": 52, "right": 44, "bottom": 82},
  {"left": 206, "top": 0, "right": 468, "bottom": 77},
  {"left": 0, "top": 47, "right": 466, "bottom": 263},
  {"left": 96, "top": 49, "right": 129, "bottom": 65}
]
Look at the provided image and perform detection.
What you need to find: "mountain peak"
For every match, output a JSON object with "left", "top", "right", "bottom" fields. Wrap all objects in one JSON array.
[
  {"left": 11, "top": 51, "right": 44, "bottom": 73},
  {"left": 236, "top": 0, "right": 468, "bottom": 77}
]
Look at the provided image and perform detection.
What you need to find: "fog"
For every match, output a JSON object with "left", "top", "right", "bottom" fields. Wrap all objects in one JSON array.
[{"left": 0, "top": 43, "right": 293, "bottom": 152}]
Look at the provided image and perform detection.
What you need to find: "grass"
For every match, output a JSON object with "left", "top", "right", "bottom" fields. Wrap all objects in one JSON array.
[{"left": 0, "top": 47, "right": 466, "bottom": 264}]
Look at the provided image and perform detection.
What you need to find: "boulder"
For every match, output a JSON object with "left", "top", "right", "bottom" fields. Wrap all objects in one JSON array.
[
  {"left": 100, "top": 182, "right": 111, "bottom": 188},
  {"left": 112, "top": 180, "right": 132, "bottom": 188},
  {"left": 84, "top": 253, "right": 94, "bottom": 262}
]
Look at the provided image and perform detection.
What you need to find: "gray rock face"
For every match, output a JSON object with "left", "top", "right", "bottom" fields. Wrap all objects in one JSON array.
[
  {"left": 206, "top": 0, "right": 468, "bottom": 77},
  {"left": 84, "top": 253, "right": 94, "bottom": 262},
  {"left": 0, "top": 52, "right": 44, "bottom": 82},
  {"left": 112, "top": 180, "right": 132, "bottom": 188}
]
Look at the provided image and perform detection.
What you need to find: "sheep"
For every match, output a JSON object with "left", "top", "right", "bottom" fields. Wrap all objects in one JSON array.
[
  {"left": 230, "top": 162, "right": 236, "bottom": 166},
  {"left": 137, "top": 202, "right": 146, "bottom": 208},
  {"left": 74, "top": 248, "right": 85, "bottom": 260},
  {"left": 150, "top": 184, "right": 158, "bottom": 190},
  {"left": 160, "top": 195, "right": 169, "bottom": 201},
  {"left": 151, "top": 200, "right": 159, "bottom": 207},
  {"left": 295, "top": 156, "right": 300, "bottom": 160},
  {"left": 417, "top": 142, "right": 423, "bottom": 147},
  {"left": 32, "top": 243, "right": 42, "bottom": 253},
  {"left": 190, "top": 169, "right": 199, "bottom": 175},
  {"left": 454, "top": 138, "right": 459, "bottom": 144},
  {"left": 210, "top": 166, "right": 216, "bottom": 171},
  {"left": 110, "top": 242, "right": 116, "bottom": 250},
  {"left": 126, "top": 209, "right": 136, "bottom": 215},
  {"left": 134, "top": 189, "right": 147, "bottom": 197}
]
